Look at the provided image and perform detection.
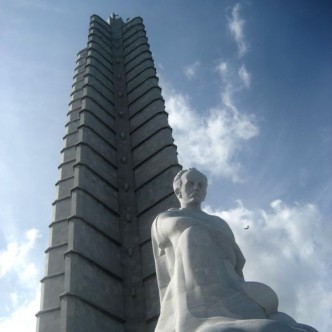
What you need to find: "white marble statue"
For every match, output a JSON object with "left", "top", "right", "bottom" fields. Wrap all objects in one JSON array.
[{"left": 152, "top": 168, "right": 318, "bottom": 332}]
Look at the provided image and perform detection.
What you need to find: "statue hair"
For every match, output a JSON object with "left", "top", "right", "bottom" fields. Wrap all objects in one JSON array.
[{"left": 173, "top": 168, "right": 207, "bottom": 194}]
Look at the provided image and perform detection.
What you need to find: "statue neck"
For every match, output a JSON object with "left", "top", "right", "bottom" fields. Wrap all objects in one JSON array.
[{"left": 179, "top": 203, "right": 202, "bottom": 211}]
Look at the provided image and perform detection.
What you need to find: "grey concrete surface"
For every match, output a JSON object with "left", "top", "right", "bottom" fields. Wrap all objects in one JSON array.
[{"left": 37, "top": 15, "right": 180, "bottom": 332}]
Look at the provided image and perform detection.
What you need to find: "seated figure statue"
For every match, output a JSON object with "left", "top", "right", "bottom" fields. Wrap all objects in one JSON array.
[{"left": 151, "top": 168, "right": 318, "bottom": 332}]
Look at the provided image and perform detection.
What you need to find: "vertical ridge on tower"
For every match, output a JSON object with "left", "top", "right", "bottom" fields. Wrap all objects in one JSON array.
[{"left": 36, "top": 14, "right": 181, "bottom": 332}]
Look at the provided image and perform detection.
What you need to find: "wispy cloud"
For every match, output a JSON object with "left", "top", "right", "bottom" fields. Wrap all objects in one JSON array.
[
  {"left": 163, "top": 83, "right": 258, "bottom": 181},
  {"left": 238, "top": 64, "right": 251, "bottom": 88},
  {"left": 205, "top": 200, "right": 332, "bottom": 331},
  {"left": 184, "top": 61, "right": 200, "bottom": 79},
  {"left": 215, "top": 60, "right": 251, "bottom": 111},
  {"left": 227, "top": 3, "right": 248, "bottom": 57},
  {"left": 216, "top": 60, "right": 236, "bottom": 111},
  {"left": 216, "top": 61, "right": 228, "bottom": 78},
  {"left": 164, "top": 5, "right": 253, "bottom": 182}
]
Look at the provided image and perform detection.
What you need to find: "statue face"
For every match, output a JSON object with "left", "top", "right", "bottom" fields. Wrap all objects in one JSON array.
[{"left": 179, "top": 170, "right": 207, "bottom": 207}]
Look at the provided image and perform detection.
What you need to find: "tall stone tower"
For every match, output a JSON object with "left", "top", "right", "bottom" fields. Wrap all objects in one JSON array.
[{"left": 36, "top": 14, "right": 181, "bottom": 332}]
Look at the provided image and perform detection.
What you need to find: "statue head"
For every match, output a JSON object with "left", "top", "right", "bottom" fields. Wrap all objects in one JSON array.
[{"left": 173, "top": 168, "right": 208, "bottom": 209}]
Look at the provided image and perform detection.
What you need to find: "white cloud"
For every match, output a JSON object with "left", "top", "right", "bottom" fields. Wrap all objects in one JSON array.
[
  {"left": 216, "top": 61, "right": 228, "bottom": 78},
  {"left": 163, "top": 85, "right": 258, "bottom": 181},
  {"left": 0, "top": 229, "right": 41, "bottom": 331},
  {"left": 156, "top": 62, "right": 164, "bottom": 72},
  {"left": 227, "top": 3, "right": 248, "bottom": 57},
  {"left": 215, "top": 60, "right": 251, "bottom": 112},
  {"left": 0, "top": 228, "right": 40, "bottom": 282},
  {"left": 238, "top": 64, "right": 251, "bottom": 88},
  {"left": 184, "top": 61, "right": 200, "bottom": 79},
  {"left": 204, "top": 200, "right": 332, "bottom": 331},
  {"left": 10, "top": 292, "right": 18, "bottom": 306},
  {"left": 161, "top": 5, "right": 254, "bottom": 183},
  {"left": 0, "top": 287, "right": 40, "bottom": 332},
  {"left": 221, "top": 83, "right": 236, "bottom": 112}
]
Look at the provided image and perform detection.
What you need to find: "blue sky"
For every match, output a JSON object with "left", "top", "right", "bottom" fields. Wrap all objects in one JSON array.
[{"left": 0, "top": 0, "right": 331, "bottom": 331}]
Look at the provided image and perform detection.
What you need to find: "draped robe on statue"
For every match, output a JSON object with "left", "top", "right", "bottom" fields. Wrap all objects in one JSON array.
[{"left": 152, "top": 208, "right": 318, "bottom": 332}]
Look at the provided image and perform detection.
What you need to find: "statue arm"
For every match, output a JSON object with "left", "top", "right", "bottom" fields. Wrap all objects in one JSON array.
[{"left": 212, "top": 215, "right": 246, "bottom": 280}]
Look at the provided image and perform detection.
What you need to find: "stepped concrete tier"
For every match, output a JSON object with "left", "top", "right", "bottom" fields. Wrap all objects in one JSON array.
[
  {"left": 152, "top": 168, "right": 318, "bottom": 332},
  {"left": 36, "top": 14, "right": 181, "bottom": 332}
]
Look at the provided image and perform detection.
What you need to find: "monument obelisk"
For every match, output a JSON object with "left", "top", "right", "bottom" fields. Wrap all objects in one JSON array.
[{"left": 36, "top": 14, "right": 181, "bottom": 332}]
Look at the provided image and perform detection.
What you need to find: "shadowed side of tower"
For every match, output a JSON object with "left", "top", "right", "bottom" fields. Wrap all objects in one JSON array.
[{"left": 36, "top": 15, "right": 181, "bottom": 332}]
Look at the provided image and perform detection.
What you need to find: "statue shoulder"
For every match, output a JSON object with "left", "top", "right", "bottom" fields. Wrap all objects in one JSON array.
[
  {"left": 154, "top": 208, "right": 180, "bottom": 222},
  {"left": 202, "top": 211, "right": 226, "bottom": 223},
  {"left": 212, "top": 215, "right": 228, "bottom": 224}
]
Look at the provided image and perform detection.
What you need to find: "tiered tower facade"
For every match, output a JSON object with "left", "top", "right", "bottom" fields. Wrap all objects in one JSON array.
[{"left": 36, "top": 14, "right": 180, "bottom": 332}]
